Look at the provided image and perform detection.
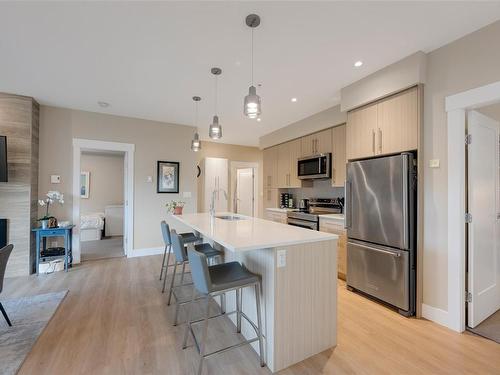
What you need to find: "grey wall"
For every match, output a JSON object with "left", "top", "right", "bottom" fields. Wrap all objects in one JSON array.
[
  {"left": 38, "top": 106, "right": 198, "bottom": 251},
  {"left": 80, "top": 152, "right": 124, "bottom": 215}
]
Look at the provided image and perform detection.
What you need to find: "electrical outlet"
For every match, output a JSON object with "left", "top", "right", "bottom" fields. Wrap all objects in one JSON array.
[
  {"left": 50, "top": 175, "right": 61, "bottom": 184},
  {"left": 429, "top": 159, "right": 440, "bottom": 168},
  {"left": 277, "top": 249, "right": 286, "bottom": 268}
]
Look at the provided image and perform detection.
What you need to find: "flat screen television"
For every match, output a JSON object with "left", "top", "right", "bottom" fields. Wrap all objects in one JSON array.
[{"left": 0, "top": 136, "right": 7, "bottom": 182}]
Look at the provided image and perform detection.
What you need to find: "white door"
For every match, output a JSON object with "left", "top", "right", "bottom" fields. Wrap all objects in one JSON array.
[
  {"left": 467, "top": 110, "right": 500, "bottom": 328},
  {"left": 236, "top": 168, "right": 254, "bottom": 216}
]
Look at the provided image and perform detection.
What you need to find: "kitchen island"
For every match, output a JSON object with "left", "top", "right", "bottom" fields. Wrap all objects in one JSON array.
[{"left": 171, "top": 212, "right": 338, "bottom": 373}]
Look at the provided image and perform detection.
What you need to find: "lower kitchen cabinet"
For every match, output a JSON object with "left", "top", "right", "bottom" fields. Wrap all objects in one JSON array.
[
  {"left": 265, "top": 210, "right": 288, "bottom": 224},
  {"left": 319, "top": 218, "right": 347, "bottom": 280}
]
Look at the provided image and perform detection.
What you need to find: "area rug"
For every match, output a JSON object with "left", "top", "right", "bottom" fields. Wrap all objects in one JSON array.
[
  {"left": 468, "top": 309, "right": 500, "bottom": 344},
  {"left": 0, "top": 291, "right": 68, "bottom": 375}
]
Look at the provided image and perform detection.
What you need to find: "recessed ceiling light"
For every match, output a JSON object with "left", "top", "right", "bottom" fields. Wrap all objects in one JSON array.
[
  {"left": 98, "top": 101, "right": 110, "bottom": 108},
  {"left": 291, "top": 98, "right": 297, "bottom": 102},
  {"left": 354, "top": 61, "right": 363, "bottom": 68},
  {"left": 257, "top": 118, "right": 262, "bottom": 122}
]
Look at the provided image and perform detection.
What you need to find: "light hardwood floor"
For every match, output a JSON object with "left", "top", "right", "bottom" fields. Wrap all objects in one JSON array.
[{"left": 3, "top": 255, "right": 500, "bottom": 374}]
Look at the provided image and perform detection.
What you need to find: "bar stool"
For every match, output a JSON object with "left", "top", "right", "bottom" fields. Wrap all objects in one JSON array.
[
  {"left": 159, "top": 220, "right": 200, "bottom": 293},
  {"left": 183, "top": 248, "right": 265, "bottom": 375},
  {"left": 168, "top": 230, "right": 224, "bottom": 326}
]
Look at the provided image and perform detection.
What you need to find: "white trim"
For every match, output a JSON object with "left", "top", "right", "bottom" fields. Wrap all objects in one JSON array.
[
  {"left": 445, "top": 80, "right": 500, "bottom": 332},
  {"left": 422, "top": 304, "right": 449, "bottom": 327},
  {"left": 72, "top": 138, "right": 135, "bottom": 264},
  {"left": 128, "top": 246, "right": 164, "bottom": 258}
]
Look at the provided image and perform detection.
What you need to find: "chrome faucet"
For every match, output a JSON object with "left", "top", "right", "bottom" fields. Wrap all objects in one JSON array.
[{"left": 210, "top": 188, "right": 228, "bottom": 218}]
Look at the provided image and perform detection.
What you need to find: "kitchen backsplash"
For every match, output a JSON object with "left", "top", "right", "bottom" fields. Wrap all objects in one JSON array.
[{"left": 280, "top": 179, "right": 345, "bottom": 202}]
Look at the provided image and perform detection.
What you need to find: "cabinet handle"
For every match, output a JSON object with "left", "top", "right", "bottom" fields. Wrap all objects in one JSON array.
[
  {"left": 378, "top": 128, "right": 382, "bottom": 153},
  {"left": 372, "top": 130, "right": 375, "bottom": 154}
]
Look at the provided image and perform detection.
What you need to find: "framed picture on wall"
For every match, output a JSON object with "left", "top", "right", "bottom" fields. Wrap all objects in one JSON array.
[
  {"left": 157, "top": 161, "right": 179, "bottom": 193},
  {"left": 80, "top": 171, "right": 90, "bottom": 198}
]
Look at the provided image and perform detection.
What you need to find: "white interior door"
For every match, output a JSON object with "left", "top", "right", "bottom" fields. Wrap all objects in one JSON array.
[
  {"left": 236, "top": 168, "right": 254, "bottom": 216},
  {"left": 467, "top": 110, "right": 500, "bottom": 328}
]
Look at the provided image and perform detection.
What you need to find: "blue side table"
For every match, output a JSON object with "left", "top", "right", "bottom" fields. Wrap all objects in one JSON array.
[{"left": 32, "top": 225, "right": 74, "bottom": 275}]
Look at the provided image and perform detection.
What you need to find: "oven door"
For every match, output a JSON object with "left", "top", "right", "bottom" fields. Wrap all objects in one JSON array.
[
  {"left": 298, "top": 154, "right": 331, "bottom": 179},
  {"left": 287, "top": 218, "right": 318, "bottom": 230}
]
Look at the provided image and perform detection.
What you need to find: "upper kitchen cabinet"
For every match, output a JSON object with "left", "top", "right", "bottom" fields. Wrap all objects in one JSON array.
[
  {"left": 346, "top": 86, "right": 421, "bottom": 160},
  {"left": 331, "top": 124, "right": 346, "bottom": 187},
  {"left": 376, "top": 86, "right": 419, "bottom": 155},
  {"left": 300, "top": 128, "right": 332, "bottom": 156},
  {"left": 346, "top": 103, "right": 378, "bottom": 160},
  {"left": 277, "top": 138, "right": 302, "bottom": 188},
  {"left": 263, "top": 146, "right": 278, "bottom": 189}
]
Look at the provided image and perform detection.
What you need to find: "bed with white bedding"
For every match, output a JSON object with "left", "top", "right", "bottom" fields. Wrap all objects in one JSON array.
[{"left": 80, "top": 212, "right": 105, "bottom": 241}]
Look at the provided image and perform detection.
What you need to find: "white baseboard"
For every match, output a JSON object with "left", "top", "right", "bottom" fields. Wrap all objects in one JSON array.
[
  {"left": 128, "top": 246, "right": 164, "bottom": 258},
  {"left": 422, "top": 303, "right": 450, "bottom": 328}
]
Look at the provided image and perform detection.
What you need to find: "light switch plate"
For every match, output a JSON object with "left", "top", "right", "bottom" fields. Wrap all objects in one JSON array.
[
  {"left": 183, "top": 191, "right": 192, "bottom": 198},
  {"left": 429, "top": 159, "right": 440, "bottom": 168},
  {"left": 50, "top": 175, "right": 61, "bottom": 184},
  {"left": 146, "top": 176, "right": 153, "bottom": 183},
  {"left": 277, "top": 249, "right": 287, "bottom": 268}
]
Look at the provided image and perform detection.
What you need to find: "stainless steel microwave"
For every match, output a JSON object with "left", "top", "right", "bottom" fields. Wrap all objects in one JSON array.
[{"left": 297, "top": 153, "right": 331, "bottom": 179}]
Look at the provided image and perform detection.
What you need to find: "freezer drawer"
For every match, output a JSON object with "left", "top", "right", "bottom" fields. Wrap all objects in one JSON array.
[{"left": 347, "top": 240, "right": 409, "bottom": 311}]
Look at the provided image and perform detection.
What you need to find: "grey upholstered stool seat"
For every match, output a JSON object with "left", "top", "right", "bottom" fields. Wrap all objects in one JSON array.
[
  {"left": 159, "top": 220, "right": 201, "bottom": 293},
  {"left": 168, "top": 230, "right": 224, "bottom": 326},
  {"left": 208, "top": 262, "right": 260, "bottom": 292},
  {"left": 183, "top": 248, "right": 265, "bottom": 375}
]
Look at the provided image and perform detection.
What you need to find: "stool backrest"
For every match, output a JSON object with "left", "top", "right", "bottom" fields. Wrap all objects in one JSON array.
[
  {"left": 160, "top": 221, "right": 171, "bottom": 246},
  {"left": 0, "top": 244, "right": 14, "bottom": 294},
  {"left": 187, "top": 248, "right": 211, "bottom": 295},
  {"left": 170, "top": 229, "right": 187, "bottom": 263}
]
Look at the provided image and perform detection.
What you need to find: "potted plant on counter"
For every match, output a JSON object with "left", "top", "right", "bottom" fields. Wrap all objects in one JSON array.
[
  {"left": 166, "top": 200, "right": 185, "bottom": 215},
  {"left": 38, "top": 191, "right": 64, "bottom": 229}
]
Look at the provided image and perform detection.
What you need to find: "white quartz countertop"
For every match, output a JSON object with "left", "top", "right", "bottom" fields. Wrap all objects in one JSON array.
[
  {"left": 171, "top": 212, "right": 337, "bottom": 252},
  {"left": 265, "top": 207, "right": 298, "bottom": 213}
]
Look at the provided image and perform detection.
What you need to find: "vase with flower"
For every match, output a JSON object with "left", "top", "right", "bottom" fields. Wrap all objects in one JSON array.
[
  {"left": 166, "top": 200, "right": 185, "bottom": 215},
  {"left": 38, "top": 191, "right": 64, "bottom": 229}
]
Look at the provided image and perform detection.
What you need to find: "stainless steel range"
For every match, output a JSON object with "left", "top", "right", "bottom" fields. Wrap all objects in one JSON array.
[{"left": 287, "top": 198, "right": 344, "bottom": 230}]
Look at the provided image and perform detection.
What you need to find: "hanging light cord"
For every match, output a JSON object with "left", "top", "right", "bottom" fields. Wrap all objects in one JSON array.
[
  {"left": 195, "top": 100, "right": 198, "bottom": 132},
  {"left": 214, "top": 75, "right": 218, "bottom": 116},
  {"left": 251, "top": 27, "right": 254, "bottom": 85}
]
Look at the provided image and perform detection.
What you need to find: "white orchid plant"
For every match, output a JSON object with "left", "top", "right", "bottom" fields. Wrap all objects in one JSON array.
[
  {"left": 166, "top": 200, "right": 185, "bottom": 213},
  {"left": 38, "top": 191, "right": 64, "bottom": 221}
]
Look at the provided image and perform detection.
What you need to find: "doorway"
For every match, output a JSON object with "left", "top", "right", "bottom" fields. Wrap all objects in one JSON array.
[
  {"left": 72, "top": 139, "right": 135, "bottom": 264},
  {"left": 229, "top": 161, "right": 259, "bottom": 217},
  {"left": 466, "top": 105, "right": 500, "bottom": 343},
  {"left": 79, "top": 151, "right": 125, "bottom": 261}
]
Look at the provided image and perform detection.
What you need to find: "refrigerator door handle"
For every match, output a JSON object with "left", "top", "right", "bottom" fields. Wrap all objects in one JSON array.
[
  {"left": 345, "top": 180, "right": 352, "bottom": 229},
  {"left": 402, "top": 153, "right": 409, "bottom": 250},
  {"left": 348, "top": 241, "right": 402, "bottom": 257}
]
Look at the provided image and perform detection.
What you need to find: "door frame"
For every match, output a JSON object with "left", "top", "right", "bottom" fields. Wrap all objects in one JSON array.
[
  {"left": 445, "top": 80, "right": 500, "bottom": 332},
  {"left": 229, "top": 161, "right": 259, "bottom": 216},
  {"left": 72, "top": 138, "right": 135, "bottom": 263}
]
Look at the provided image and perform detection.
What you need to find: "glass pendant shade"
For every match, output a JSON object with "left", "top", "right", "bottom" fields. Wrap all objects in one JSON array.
[
  {"left": 244, "top": 85, "right": 261, "bottom": 119},
  {"left": 191, "top": 132, "right": 201, "bottom": 152},
  {"left": 209, "top": 115, "right": 222, "bottom": 139}
]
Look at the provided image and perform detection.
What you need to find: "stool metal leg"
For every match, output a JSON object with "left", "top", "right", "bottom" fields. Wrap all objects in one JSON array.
[
  {"left": 161, "top": 246, "right": 172, "bottom": 293},
  {"left": 0, "top": 302, "right": 12, "bottom": 327},
  {"left": 180, "top": 261, "right": 186, "bottom": 286},
  {"left": 197, "top": 296, "right": 211, "bottom": 375},
  {"left": 182, "top": 286, "right": 196, "bottom": 349},
  {"left": 255, "top": 283, "right": 265, "bottom": 367},
  {"left": 159, "top": 244, "right": 168, "bottom": 280},
  {"left": 167, "top": 262, "right": 178, "bottom": 306},
  {"left": 236, "top": 288, "right": 242, "bottom": 333}
]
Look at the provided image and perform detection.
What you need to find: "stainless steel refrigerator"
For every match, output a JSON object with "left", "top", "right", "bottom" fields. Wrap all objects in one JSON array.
[{"left": 345, "top": 153, "right": 416, "bottom": 316}]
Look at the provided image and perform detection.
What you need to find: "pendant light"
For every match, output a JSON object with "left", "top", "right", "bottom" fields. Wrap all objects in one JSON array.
[
  {"left": 191, "top": 96, "right": 202, "bottom": 152},
  {"left": 209, "top": 67, "right": 223, "bottom": 139},
  {"left": 244, "top": 14, "right": 261, "bottom": 119}
]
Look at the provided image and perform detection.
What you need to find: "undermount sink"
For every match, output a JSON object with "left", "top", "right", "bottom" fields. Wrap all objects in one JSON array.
[{"left": 215, "top": 214, "right": 246, "bottom": 221}]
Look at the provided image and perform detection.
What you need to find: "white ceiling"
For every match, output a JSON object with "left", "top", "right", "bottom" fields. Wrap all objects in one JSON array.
[{"left": 1, "top": 2, "right": 500, "bottom": 146}]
